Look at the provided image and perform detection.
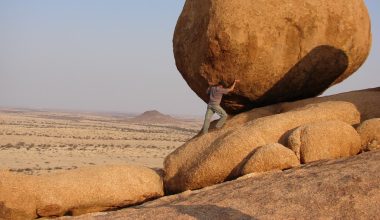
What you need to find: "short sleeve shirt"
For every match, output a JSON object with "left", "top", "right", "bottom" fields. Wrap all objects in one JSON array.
[{"left": 208, "top": 86, "right": 229, "bottom": 106}]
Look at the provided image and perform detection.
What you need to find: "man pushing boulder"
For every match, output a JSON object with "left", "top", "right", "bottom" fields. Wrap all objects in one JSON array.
[{"left": 201, "top": 79, "right": 240, "bottom": 134}]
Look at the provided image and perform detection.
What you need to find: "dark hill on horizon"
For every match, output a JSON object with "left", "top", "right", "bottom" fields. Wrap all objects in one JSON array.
[{"left": 128, "top": 110, "right": 180, "bottom": 124}]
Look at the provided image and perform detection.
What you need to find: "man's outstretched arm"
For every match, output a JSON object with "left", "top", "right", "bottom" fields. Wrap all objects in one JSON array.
[{"left": 227, "top": 79, "right": 240, "bottom": 92}]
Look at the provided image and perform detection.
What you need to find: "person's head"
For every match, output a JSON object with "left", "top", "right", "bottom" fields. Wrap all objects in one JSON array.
[{"left": 217, "top": 80, "right": 228, "bottom": 88}]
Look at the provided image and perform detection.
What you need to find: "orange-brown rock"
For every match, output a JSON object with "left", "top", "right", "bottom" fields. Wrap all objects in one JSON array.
[
  {"left": 287, "top": 121, "right": 361, "bottom": 163},
  {"left": 165, "top": 88, "right": 379, "bottom": 193},
  {"left": 356, "top": 118, "right": 380, "bottom": 151},
  {"left": 164, "top": 101, "right": 360, "bottom": 193},
  {"left": 0, "top": 171, "right": 37, "bottom": 220},
  {"left": 174, "top": 0, "right": 372, "bottom": 114},
  {"left": 63, "top": 150, "right": 380, "bottom": 220},
  {"left": 240, "top": 143, "right": 300, "bottom": 175},
  {"left": 0, "top": 165, "right": 164, "bottom": 219},
  {"left": 203, "top": 88, "right": 380, "bottom": 135}
]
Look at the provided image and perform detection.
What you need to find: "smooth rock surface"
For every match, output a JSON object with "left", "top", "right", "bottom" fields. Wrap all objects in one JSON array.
[
  {"left": 0, "top": 165, "right": 164, "bottom": 219},
  {"left": 62, "top": 150, "right": 380, "bottom": 220},
  {"left": 287, "top": 121, "right": 361, "bottom": 163},
  {"left": 0, "top": 172, "right": 37, "bottom": 220},
  {"left": 356, "top": 118, "right": 380, "bottom": 151},
  {"left": 240, "top": 143, "right": 300, "bottom": 175},
  {"left": 174, "top": 0, "right": 372, "bottom": 113}
]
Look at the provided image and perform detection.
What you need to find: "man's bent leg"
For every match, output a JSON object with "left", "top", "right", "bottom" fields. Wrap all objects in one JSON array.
[
  {"left": 213, "top": 105, "right": 228, "bottom": 129},
  {"left": 201, "top": 106, "right": 214, "bottom": 134}
]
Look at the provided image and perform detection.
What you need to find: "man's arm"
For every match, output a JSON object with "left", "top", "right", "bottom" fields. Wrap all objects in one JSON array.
[{"left": 227, "top": 79, "right": 240, "bottom": 92}]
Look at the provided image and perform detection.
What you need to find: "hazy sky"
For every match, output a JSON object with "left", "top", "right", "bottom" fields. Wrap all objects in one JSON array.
[{"left": 0, "top": 0, "right": 379, "bottom": 116}]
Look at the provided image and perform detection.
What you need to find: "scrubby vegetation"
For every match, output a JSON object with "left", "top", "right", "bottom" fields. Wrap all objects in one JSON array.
[{"left": 0, "top": 109, "right": 202, "bottom": 175}]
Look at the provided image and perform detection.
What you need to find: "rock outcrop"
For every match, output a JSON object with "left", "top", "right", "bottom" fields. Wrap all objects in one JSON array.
[
  {"left": 287, "top": 121, "right": 361, "bottom": 163},
  {"left": 62, "top": 150, "right": 380, "bottom": 220},
  {"left": 164, "top": 88, "right": 379, "bottom": 193},
  {"left": 0, "top": 165, "right": 164, "bottom": 219},
  {"left": 239, "top": 143, "right": 300, "bottom": 175},
  {"left": 174, "top": 0, "right": 372, "bottom": 114},
  {"left": 165, "top": 101, "right": 360, "bottom": 193},
  {"left": 356, "top": 118, "right": 380, "bottom": 151}
]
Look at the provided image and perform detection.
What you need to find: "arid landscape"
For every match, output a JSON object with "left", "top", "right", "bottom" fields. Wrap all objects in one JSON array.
[
  {"left": 1, "top": 0, "right": 379, "bottom": 219},
  {"left": 0, "top": 108, "right": 202, "bottom": 175}
]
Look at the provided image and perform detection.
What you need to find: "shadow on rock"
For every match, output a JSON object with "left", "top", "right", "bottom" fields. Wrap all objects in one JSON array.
[{"left": 223, "top": 45, "right": 349, "bottom": 113}]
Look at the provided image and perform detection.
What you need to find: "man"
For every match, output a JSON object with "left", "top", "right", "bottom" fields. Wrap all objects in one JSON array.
[{"left": 201, "top": 79, "right": 240, "bottom": 134}]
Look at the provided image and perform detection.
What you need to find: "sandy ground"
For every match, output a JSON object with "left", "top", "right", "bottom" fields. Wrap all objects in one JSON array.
[{"left": 0, "top": 108, "right": 202, "bottom": 175}]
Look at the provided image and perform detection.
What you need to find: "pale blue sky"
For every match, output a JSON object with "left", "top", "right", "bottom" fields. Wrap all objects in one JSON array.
[{"left": 0, "top": 0, "right": 378, "bottom": 116}]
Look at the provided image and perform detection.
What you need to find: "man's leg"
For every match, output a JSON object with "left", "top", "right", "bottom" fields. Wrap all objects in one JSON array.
[
  {"left": 212, "top": 105, "right": 228, "bottom": 129},
  {"left": 201, "top": 106, "right": 214, "bottom": 134}
]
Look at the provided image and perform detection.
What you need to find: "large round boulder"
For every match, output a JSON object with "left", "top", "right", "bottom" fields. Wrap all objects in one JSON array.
[{"left": 174, "top": 0, "right": 372, "bottom": 114}]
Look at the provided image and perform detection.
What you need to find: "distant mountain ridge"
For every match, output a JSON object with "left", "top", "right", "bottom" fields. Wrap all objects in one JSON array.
[{"left": 129, "top": 110, "right": 179, "bottom": 124}]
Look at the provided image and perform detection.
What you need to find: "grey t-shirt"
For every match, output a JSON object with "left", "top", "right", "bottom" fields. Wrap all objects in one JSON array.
[{"left": 207, "top": 86, "right": 229, "bottom": 105}]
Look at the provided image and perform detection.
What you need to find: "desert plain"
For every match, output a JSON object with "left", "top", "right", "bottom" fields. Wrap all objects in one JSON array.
[{"left": 0, "top": 108, "right": 202, "bottom": 175}]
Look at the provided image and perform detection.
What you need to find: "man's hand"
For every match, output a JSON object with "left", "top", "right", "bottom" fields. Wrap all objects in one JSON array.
[{"left": 227, "top": 79, "right": 240, "bottom": 92}]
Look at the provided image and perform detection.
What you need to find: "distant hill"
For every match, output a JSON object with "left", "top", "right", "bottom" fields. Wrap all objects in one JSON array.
[{"left": 129, "top": 110, "right": 179, "bottom": 124}]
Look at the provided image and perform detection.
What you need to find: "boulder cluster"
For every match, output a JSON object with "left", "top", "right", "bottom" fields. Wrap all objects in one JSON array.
[
  {"left": 1, "top": 0, "right": 378, "bottom": 219},
  {"left": 66, "top": 150, "right": 380, "bottom": 220},
  {"left": 164, "top": 88, "right": 380, "bottom": 193}
]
